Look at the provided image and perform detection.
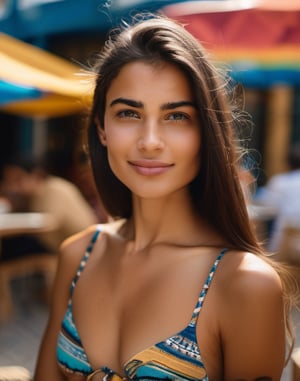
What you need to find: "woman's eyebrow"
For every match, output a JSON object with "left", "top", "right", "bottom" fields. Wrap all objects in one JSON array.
[
  {"left": 110, "top": 97, "right": 143, "bottom": 108},
  {"left": 161, "top": 101, "right": 196, "bottom": 110},
  {"left": 109, "top": 98, "right": 196, "bottom": 110}
]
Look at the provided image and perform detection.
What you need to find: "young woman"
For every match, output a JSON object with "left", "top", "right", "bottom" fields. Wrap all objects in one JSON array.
[{"left": 34, "top": 15, "right": 295, "bottom": 381}]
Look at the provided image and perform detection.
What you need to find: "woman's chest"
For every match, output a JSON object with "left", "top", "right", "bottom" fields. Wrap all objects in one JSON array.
[{"left": 68, "top": 245, "right": 224, "bottom": 377}]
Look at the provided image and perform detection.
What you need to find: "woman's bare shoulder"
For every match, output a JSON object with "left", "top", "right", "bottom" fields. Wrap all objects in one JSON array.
[
  {"left": 60, "top": 224, "right": 101, "bottom": 256},
  {"left": 219, "top": 250, "right": 283, "bottom": 307},
  {"left": 55, "top": 220, "right": 126, "bottom": 292},
  {"left": 59, "top": 219, "right": 125, "bottom": 262},
  {"left": 53, "top": 225, "right": 101, "bottom": 284}
]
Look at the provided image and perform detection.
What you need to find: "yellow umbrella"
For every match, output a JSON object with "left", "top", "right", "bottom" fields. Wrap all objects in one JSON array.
[{"left": 0, "top": 32, "right": 94, "bottom": 117}]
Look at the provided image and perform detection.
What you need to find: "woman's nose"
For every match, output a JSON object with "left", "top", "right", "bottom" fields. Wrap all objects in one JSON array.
[{"left": 137, "top": 121, "right": 164, "bottom": 151}]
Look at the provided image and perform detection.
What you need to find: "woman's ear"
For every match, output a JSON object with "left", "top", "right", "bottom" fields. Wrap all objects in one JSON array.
[{"left": 95, "top": 117, "right": 107, "bottom": 146}]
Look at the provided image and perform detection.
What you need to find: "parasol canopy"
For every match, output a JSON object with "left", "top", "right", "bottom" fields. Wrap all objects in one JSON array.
[
  {"left": 0, "top": 32, "right": 94, "bottom": 117},
  {"left": 163, "top": 0, "right": 300, "bottom": 87},
  {"left": 0, "top": 80, "right": 41, "bottom": 105}
]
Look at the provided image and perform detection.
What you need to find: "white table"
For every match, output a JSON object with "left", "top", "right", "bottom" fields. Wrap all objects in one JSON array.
[{"left": 0, "top": 212, "right": 57, "bottom": 238}]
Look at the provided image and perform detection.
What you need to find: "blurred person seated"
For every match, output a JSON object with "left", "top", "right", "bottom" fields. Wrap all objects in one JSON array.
[
  {"left": 254, "top": 142, "right": 300, "bottom": 252},
  {"left": 0, "top": 154, "right": 98, "bottom": 259}
]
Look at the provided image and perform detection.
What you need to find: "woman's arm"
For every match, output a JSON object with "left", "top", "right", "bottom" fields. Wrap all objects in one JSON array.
[{"left": 221, "top": 253, "right": 286, "bottom": 381}]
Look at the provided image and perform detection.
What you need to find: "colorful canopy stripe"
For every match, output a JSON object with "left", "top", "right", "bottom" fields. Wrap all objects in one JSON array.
[
  {"left": 213, "top": 45, "right": 300, "bottom": 87},
  {"left": 0, "top": 80, "right": 41, "bottom": 105}
]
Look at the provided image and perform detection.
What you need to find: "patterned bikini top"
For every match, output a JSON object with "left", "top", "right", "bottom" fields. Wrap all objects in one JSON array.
[{"left": 57, "top": 226, "right": 227, "bottom": 380}]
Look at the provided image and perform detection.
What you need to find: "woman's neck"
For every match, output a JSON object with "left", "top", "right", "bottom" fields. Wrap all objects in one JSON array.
[{"left": 121, "top": 191, "right": 219, "bottom": 253}]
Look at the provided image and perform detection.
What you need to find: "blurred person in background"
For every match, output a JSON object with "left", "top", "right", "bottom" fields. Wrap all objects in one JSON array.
[
  {"left": 0, "top": 154, "right": 98, "bottom": 258},
  {"left": 255, "top": 142, "right": 300, "bottom": 252}
]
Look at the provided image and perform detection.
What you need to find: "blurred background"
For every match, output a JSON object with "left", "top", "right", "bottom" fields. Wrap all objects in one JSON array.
[{"left": 0, "top": 0, "right": 300, "bottom": 380}]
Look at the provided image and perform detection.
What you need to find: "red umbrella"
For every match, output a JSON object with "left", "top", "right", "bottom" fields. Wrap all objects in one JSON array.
[{"left": 163, "top": 0, "right": 300, "bottom": 87}]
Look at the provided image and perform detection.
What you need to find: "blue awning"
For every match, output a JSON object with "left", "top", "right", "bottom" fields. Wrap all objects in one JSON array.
[{"left": 0, "top": 0, "right": 182, "bottom": 40}]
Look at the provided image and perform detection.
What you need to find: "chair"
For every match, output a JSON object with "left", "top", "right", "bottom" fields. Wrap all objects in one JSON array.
[{"left": 0, "top": 253, "right": 57, "bottom": 323}]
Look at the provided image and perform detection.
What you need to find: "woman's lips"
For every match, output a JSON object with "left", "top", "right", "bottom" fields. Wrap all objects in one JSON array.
[{"left": 128, "top": 160, "right": 174, "bottom": 176}]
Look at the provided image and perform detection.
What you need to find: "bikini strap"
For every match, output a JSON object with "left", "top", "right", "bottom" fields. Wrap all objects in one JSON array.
[
  {"left": 189, "top": 248, "right": 228, "bottom": 327},
  {"left": 69, "top": 225, "right": 102, "bottom": 298}
]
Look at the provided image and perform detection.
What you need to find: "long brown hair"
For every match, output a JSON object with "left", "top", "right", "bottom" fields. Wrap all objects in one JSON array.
[
  {"left": 86, "top": 14, "right": 296, "bottom": 355},
  {"left": 88, "top": 16, "right": 257, "bottom": 251}
]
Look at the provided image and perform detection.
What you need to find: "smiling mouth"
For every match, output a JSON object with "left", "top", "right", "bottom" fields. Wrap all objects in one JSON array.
[{"left": 128, "top": 160, "right": 174, "bottom": 176}]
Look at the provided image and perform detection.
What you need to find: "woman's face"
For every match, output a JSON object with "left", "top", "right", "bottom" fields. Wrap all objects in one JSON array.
[{"left": 99, "top": 61, "right": 201, "bottom": 200}]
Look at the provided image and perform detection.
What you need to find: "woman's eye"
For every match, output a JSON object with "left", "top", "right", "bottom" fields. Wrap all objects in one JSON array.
[
  {"left": 167, "top": 112, "right": 190, "bottom": 121},
  {"left": 117, "top": 109, "right": 139, "bottom": 119}
]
